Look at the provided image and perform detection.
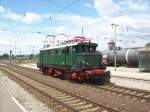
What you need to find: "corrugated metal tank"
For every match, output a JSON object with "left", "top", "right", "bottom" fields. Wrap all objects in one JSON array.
[
  {"left": 138, "top": 47, "right": 150, "bottom": 71},
  {"left": 125, "top": 49, "right": 139, "bottom": 66},
  {"left": 105, "top": 48, "right": 139, "bottom": 66},
  {"left": 107, "top": 49, "right": 127, "bottom": 65},
  {"left": 139, "top": 53, "right": 150, "bottom": 71}
]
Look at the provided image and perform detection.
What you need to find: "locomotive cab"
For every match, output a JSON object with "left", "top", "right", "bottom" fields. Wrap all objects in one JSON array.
[
  {"left": 69, "top": 42, "right": 110, "bottom": 81},
  {"left": 72, "top": 43, "right": 104, "bottom": 69}
]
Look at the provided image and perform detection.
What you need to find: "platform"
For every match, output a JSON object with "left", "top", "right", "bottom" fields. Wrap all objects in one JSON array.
[
  {"left": 20, "top": 63, "right": 38, "bottom": 70},
  {"left": 108, "top": 66, "right": 150, "bottom": 80},
  {"left": 108, "top": 66, "right": 150, "bottom": 91},
  {"left": 0, "top": 82, "right": 27, "bottom": 112}
]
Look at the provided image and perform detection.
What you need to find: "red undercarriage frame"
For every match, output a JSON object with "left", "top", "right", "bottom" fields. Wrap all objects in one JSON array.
[
  {"left": 70, "top": 68, "right": 108, "bottom": 81},
  {"left": 40, "top": 67, "right": 108, "bottom": 81}
]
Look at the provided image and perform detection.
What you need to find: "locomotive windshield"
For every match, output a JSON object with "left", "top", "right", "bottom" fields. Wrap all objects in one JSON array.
[{"left": 74, "top": 45, "right": 96, "bottom": 53}]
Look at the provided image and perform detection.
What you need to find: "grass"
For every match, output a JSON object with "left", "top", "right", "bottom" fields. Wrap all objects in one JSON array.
[{"left": 15, "top": 59, "right": 37, "bottom": 64}]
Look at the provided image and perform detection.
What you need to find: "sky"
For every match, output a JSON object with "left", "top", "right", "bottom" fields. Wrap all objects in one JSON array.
[{"left": 0, "top": 0, "right": 150, "bottom": 55}]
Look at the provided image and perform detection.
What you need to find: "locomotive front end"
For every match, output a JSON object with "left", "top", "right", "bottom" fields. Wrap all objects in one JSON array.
[{"left": 70, "top": 43, "right": 110, "bottom": 82}]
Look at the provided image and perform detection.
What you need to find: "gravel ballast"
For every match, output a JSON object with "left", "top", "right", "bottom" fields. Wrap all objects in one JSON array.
[
  {"left": 2, "top": 65, "right": 150, "bottom": 112},
  {"left": 16, "top": 67, "right": 150, "bottom": 112}
]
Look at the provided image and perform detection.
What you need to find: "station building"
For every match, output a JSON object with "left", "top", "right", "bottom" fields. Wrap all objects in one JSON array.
[{"left": 138, "top": 47, "right": 150, "bottom": 71}]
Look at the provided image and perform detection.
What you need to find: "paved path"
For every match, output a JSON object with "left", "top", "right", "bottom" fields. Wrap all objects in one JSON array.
[
  {"left": 0, "top": 82, "right": 26, "bottom": 112},
  {"left": 108, "top": 67, "right": 150, "bottom": 91},
  {"left": 108, "top": 67, "right": 150, "bottom": 80}
]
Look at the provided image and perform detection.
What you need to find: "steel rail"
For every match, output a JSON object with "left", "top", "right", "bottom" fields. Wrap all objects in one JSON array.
[
  {"left": 0, "top": 65, "right": 120, "bottom": 112},
  {"left": 6, "top": 64, "right": 150, "bottom": 101}
]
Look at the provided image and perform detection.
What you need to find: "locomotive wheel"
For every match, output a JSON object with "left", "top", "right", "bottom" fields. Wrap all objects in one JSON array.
[
  {"left": 101, "top": 71, "right": 110, "bottom": 83},
  {"left": 48, "top": 68, "right": 54, "bottom": 76},
  {"left": 59, "top": 71, "right": 65, "bottom": 80},
  {"left": 70, "top": 72, "right": 79, "bottom": 81},
  {"left": 41, "top": 67, "right": 48, "bottom": 75}
]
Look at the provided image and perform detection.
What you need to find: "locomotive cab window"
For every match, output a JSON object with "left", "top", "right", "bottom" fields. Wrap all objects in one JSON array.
[
  {"left": 74, "top": 45, "right": 96, "bottom": 53},
  {"left": 89, "top": 46, "right": 96, "bottom": 53}
]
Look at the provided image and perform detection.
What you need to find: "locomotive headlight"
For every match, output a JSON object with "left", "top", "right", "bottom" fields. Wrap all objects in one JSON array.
[
  {"left": 86, "top": 62, "right": 89, "bottom": 66},
  {"left": 82, "top": 60, "right": 85, "bottom": 64}
]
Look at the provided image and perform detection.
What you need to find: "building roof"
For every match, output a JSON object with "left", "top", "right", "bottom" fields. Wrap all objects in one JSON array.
[{"left": 137, "top": 47, "right": 150, "bottom": 53}]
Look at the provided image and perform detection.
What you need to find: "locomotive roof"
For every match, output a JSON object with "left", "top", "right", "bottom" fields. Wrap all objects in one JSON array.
[{"left": 40, "top": 42, "right": 97, "bottom": 51}]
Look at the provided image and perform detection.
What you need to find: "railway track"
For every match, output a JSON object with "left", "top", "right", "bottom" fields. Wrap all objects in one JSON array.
[
  {"left": 96, "top": 84, "right": 150, "bottom": 101},
  {"left": 8, "top": 64, "right": 150, "bottom": 102},
  {"left": 11, "top": 63, "right": 41, "bottom": 74},
  {"left": 0, "top": 65, "right": 120, "bottom": 112},
  {"left": 1, "top": 64, "right": 150, "bottom": 111}
]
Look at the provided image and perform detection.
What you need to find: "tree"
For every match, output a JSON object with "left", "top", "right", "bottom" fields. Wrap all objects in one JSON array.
[
  {"left": 29, "top": 54, "right": 33, "bottom": 59},
  {"left": 1, "top": 53, "right": 9, "bottom": 59},
  {"left": 145, "top": 42, "right": 150, "bottom": 47}
]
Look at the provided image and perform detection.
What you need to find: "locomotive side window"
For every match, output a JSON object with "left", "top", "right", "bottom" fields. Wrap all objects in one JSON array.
[
  {"left": 79, "top": 45, "right": 96, "bottom": 53},
  {"left": 72, "top": 46, "right": 77, "bottom": 53},
  {"left": 55, "top": 49, "right": 58, "bottom": 54},
  {"left": 48, "top": 50, "right": 51, "bottom": 55},
  {"left": 62, "top": 48, "right": 66, "bottom": 54},
  {"left": 43, "top": 51, "right": 47, "bottom": 55},
  {"left": 74, "top": 46, "right": 81, "bottom": 53},
  {"left": 73, "top": 45, "right": 96, "bottom": 53},
  {"left": 51, "top": 50, "right": 54, "bottom": 55},
  {"left": 40, "top": 51, "right": 43, "bottom": 55},
  {"left": 61, "top": 48, "right": 65, "bottom": 54},
  {"left": 66, "top": 47, "right": 69, "bottom": 54},
  {"left": 62, "top": 47, "right": 69, "bottom": 54}
]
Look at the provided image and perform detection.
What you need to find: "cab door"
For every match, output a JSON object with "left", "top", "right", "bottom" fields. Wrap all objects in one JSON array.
[{"left": 65, "top": 47, "right": 72, "bottom": 66}]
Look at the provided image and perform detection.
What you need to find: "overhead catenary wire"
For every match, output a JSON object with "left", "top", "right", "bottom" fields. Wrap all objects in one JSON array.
[
  {"left": 56, "top": 0, "right": 81, "bottom": 13},
  {"left": 50, "top": 0, "right": 81, "bottom": 20}
]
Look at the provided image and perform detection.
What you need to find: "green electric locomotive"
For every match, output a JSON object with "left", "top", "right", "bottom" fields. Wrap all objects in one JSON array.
[{"left": 38, "top": 36, "right": 110, "bottom": 82}]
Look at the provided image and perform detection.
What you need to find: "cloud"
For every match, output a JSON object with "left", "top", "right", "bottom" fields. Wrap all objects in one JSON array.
[
  {"left": 0, "top": 6, "right": 6, "bottom": 14},
  {"left": 54, "top": 14, "right": 99, "bottom": 26},
  {"left": 108, "top": 15, "right": 150, "bottom": 47},
  {"left": 84, "top": 3, "right": 92, "bottom": 8},
  {"left": 118, "top": 0, "right": 149, "bottom": 12},
  {"left": 0, "top": 6, "right": 41, "bottom": 24},
  {"left": 94, "top": 0, "right": 120, "bottom": 18},
  {"left": 127, "top": 1, "right": 149, "bottom": 11},
  {"left": 0, "top": 0, "right": 150, "bottom": 54},
  {"left": 0, "top": 6, "right": 97, "bottom": 25},
  {"left": 94, "top": 0, "right": 150, "bottom": 18},
  {"left": 92, "top": 0, "right": 150, "bottom": 49},
  {"left": 0, "top": 31, "right": 44, "bottom": 54},
  {"left": 110, "top": 15, "right": 150, "bottom": 33},
  {"left": 41, "top": 12, "right": 150, "bottom": 49},
  {"left": 0, "top": 35, "right": 12, "bottom": 46},
  {"left": 23, "top": 12, "right": 41, "bottom": 24}
]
